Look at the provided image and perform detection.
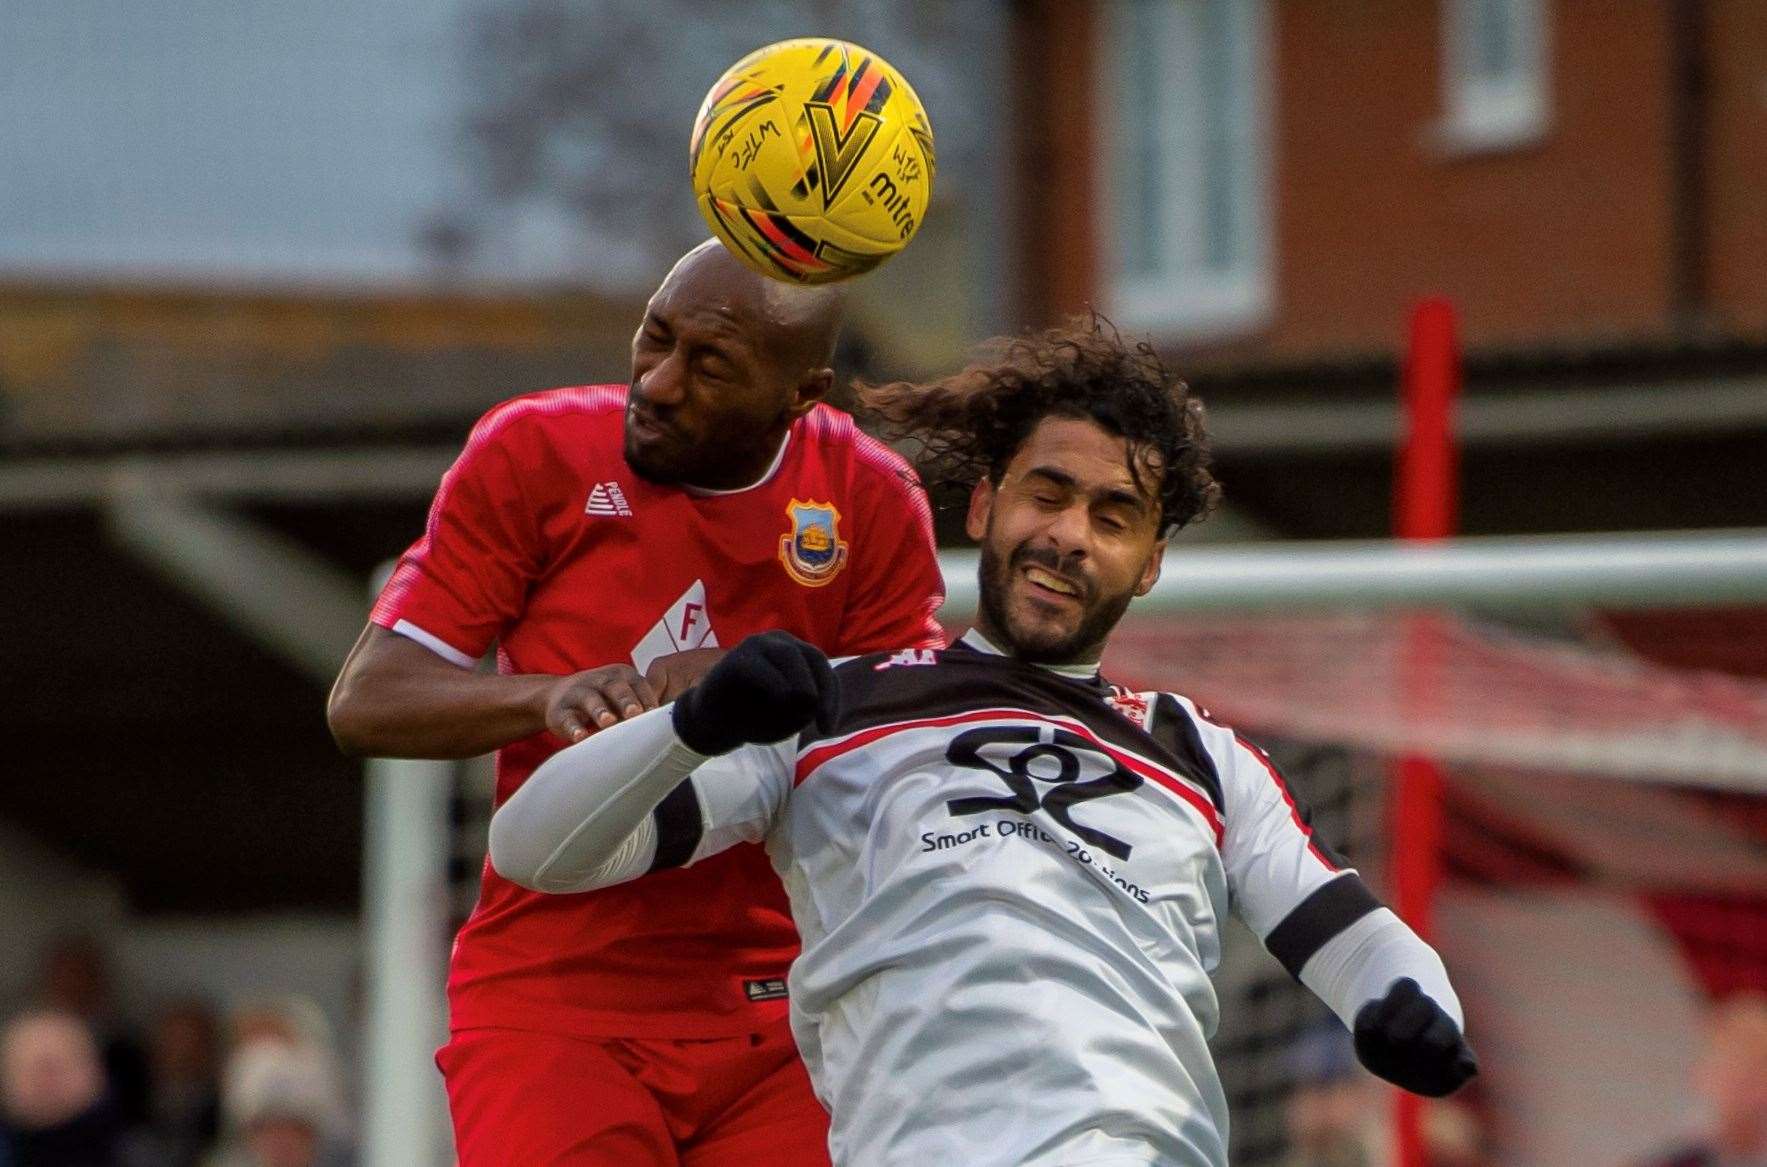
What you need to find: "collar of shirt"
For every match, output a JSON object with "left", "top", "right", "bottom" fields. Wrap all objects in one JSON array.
[
  {"left": 683, "top": 429, "right": 792, "bottom": 497},
  {"left": 955, "top": 628, "right": 1102, "bottom": 681}
]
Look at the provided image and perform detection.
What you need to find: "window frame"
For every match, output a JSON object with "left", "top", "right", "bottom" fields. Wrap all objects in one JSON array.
[
  {"left": 1438, "top": 0, "right": 1552, "bottom": 153},
  {"left": 1093, "top": 0, "right": 1275, "bottom": 343}
]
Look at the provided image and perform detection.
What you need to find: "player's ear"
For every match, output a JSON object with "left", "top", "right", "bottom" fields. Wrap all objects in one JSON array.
[
  {"left": 787, "top": 367, "right": 835, "bottom": 418},
  {"left": 1134, "top": 536, "right": 1167, "bottom": 597},
  {"left": 965, "top": 477, "right": 995, "bottom": 542}
]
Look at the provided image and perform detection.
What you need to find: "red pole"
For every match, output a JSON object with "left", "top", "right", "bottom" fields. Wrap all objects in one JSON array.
[
  {"left": 1395, "top": 299, "right": 1460, "bottom": 545},
  {"left": 1391, "top": 297, "right": 1460, "bottom": 1167}
]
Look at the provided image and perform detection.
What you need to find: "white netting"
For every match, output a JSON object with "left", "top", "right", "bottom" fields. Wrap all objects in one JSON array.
[{"left": 1103, "top": 610, "right": 1767, "bottom": 790}]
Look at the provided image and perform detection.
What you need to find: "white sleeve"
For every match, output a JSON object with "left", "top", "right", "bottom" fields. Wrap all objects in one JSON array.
[
  {"left": 1206, "top": 715, "right": 1463, "bottom": 1029},
  {"left": 488, "top": 704, "right": 792, "bottom": 894},
  {"left": 1298, "top": 907, "right": 1465, "bottom": 1031},
  {"left": 1216, "top": 727, "right": 1354, "bottom": 939}
]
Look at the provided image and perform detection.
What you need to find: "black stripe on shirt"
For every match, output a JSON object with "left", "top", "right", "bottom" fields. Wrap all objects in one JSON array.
[
  {"left": 1264, "top": 873, "right": 1382, "bottom": 979},
  {"left": 1148, "top": 693, "right": 1225, "bottom": 813},
  {"left": 646, "top": 781, "right": 704, "bottom": 872}
]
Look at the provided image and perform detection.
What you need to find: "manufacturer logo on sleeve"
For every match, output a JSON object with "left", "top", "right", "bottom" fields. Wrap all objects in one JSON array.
[{"left": 778, "top": 499, "right": 849, "bottom": 587}]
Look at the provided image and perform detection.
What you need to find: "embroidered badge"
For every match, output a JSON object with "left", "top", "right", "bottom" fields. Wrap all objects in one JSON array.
[
  {"left": 778, "top": 499, "right": 850, "bottom": 587},
  {"left": 1105, "top": 687, "right": 1154, "bottom": 729}
]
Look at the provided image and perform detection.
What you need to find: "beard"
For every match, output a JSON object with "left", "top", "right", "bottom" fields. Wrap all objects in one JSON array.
[
  {"left": 623, "top": 381, "right": 685, "bottom": 484},
  {"left": 976, "top": 534, "right": 1138, "bottom": 665},
  {"left": 623, "top": 431, "right": 681, "bottom": 484},
  {"left": 622, "top": 379, "right": 795, "bottom": 489}
]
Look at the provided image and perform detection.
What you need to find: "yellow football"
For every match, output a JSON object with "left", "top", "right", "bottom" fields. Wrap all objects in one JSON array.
[{"left": 689, "top": 38, "right": 935, "bottom": 285}]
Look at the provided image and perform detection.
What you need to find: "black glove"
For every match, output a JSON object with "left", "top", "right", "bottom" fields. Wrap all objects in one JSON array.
[
  {"left": 1353, "top": 978, "right": 1479, "bottom": 1097},
  {"left": 671, "top": 631, "right": 838, "bottom": 755}
]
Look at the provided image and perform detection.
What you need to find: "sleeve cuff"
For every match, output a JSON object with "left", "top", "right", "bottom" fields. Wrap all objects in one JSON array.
[{"left": 387, "top": 618, "right": 478, "bottom": 669}]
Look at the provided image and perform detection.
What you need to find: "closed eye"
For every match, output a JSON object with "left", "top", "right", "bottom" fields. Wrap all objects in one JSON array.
[{"left": 696, "top": 354, "right": 736, "bottom": 382}]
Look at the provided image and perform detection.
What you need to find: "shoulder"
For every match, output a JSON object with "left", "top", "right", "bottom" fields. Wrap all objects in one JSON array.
[
  {"left": 1147, "top": 690, "right": 1243, "bottom": 755},
  {"left": 464, "top": 384, "right": 627, "bottom": 455},
  {"left": 798, "top": 404, "right": 928, "bottom": 506}
]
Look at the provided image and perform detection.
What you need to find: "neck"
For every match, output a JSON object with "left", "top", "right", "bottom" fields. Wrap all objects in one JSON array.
[
  {"left": 683, "top": 427, "right": 791, "bottom": 493},
  {"left": 961, "top": 626, "right": 1102, "bottom": 678}
]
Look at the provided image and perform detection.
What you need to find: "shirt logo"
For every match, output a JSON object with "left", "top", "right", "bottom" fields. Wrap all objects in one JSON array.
[
  {"left": 631, "top": 580, "right": 718, "bottom": 673},
  {"left": 875, "top": 648, "right": 938, "bottom": 671},
  {"left": 743, "top": 977, "right": 789, "bottom": 1002},
  {"left": 778, "top": 499, "right": 849, "bottom": 588},
  {"left": 945, "top": 725, "right": 1144, "bottom": 862},
  {"left": 585, "top": 481, "right": 632, "bottom": 517}
]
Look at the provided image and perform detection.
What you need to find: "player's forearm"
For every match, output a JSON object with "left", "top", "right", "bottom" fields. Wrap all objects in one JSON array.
[
  {"left": 489, "top": 705, "right": 705, "bottom": 893},
  {"left": 332, "top": 670, "right": 554, "bottom": 759},
  {"left": 328, "top": 627, "right": 554, "bottom": 759},
  {"left": 1298, "top": 907, "right": 1463, "bottom": 1030}
]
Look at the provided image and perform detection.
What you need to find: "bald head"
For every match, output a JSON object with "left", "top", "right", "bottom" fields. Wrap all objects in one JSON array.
[
  {"left": 659, "top": 239, "right": 847, "bottom": 374},
  {"left": 624, "top": 241, "right": 847, "bottom": 489}
]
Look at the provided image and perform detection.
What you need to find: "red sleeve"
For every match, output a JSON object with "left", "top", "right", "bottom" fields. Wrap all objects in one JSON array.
[
  {"left": 834, "top": 448, "right": 946, "bottom": 654},
  {"left": 369, "top": 404, "right": 546, "bottom": 664}
]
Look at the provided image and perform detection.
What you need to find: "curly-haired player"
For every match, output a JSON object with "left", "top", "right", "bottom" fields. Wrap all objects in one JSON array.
[
  {"left": 490, "top": 318, "right": 1477, "bottom": 1166},
  {"left": 859, "top": 315, "right": 1219, "bottom": 664}
]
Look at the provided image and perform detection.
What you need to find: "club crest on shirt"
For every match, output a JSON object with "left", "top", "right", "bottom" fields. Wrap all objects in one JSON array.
[
  {"left": 1106, "top": 687, "right": 1154, "bottom": 729},
  {"left": 779, "top": 499, "right": 849, "bottom": 587}
]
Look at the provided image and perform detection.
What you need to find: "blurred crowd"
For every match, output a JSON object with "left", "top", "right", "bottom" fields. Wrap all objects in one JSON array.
[
  {"left": 1276, "top": 992, "right": 1767, "bottom": 1167},
  {"left": 7, "top": 931, "right": 1762, "bottom": 1167},
  {"left": 1634, "top": 992, "right": 1767, "bottom": 1167},
  {"left": 0, "top": 937, "right": 353, "bottom": 1167},
  {"left": 1278, "top": 1021, "right": 1495, "bottom": 1167}
]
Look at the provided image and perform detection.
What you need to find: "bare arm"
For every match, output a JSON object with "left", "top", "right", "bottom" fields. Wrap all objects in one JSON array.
[{"left": 327, "top": 624, "right": 725, "bottom": 760}]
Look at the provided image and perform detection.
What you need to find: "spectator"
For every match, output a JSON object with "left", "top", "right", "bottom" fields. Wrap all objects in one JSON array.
[
  {"left": 1281, "top": 1021, "right": 1495, "bottom": 1167},
  {"left": 1641, "top": 991, "right": 1767, "bottom": 1167},
  {"left": 36, "top": 939, "right": 148, "bottom": 1131},
  {"left": 0, "top": 1010, "right": 125, "bottom": 1167},
  {"left": 133, "top": 1001, "right": 221, "bottom": 1167},
  {"left": 1282, "top": 1021, "right": 1388, "bottom": 1167},
  {"left": 204, "top": 1044, "right": 349, "bottom": 1167},
  {"left": 220, "top": 1002, "right": 329, "bottom": 1068}
]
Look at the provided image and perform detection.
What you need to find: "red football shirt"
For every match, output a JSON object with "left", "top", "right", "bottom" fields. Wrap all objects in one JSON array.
[{"left": 371, "top": 384, "right": 945, "bottom": 1038}]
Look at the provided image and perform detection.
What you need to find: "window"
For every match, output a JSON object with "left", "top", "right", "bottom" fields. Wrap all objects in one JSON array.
[
  {"left": 1440, "top": 0, "right": 1550, "bottom": 150},
  {"left": 1097, "top": 0, "right": 1273, "bottom": 340}
]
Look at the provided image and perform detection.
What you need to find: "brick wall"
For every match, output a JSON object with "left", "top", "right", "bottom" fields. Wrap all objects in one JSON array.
[
  {"left": 1016, "top": 0, "right": 1767, "bottom": 362},
  {"left": 1705, "top": 0, "right": 1767, "bottom": 332}
]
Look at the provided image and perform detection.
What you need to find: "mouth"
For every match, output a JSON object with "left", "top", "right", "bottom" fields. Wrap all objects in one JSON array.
[
  {"left": 1021, "top": 563, "right": 1084, "bottom": 603},
  {"left": 627, "top": 409, "right": 675, "bottom": 443}
]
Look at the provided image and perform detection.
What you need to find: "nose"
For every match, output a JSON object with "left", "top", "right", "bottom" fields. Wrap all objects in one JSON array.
[
  {"left": 634, "top": 349, "right": 687, "bottom": 409},
  {"left": 1043, "top": 502, "right": 1093, "bottom": 561}
]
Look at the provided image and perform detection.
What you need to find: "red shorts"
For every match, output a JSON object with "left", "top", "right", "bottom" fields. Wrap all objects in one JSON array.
[{"left": 437, "top": 1019, "right": 831, "bottom": 1167}]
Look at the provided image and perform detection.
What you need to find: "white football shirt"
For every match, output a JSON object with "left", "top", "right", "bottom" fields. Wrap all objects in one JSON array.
[{"left": 641, "top": 632, "right": 1378, "bottom": 1166}]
